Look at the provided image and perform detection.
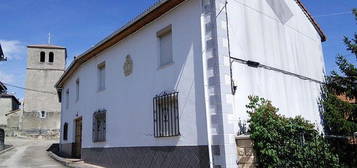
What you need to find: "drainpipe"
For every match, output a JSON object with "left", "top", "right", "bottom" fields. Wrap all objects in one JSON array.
[{"left": 200, "top": 1, "right": 214, "bottom": 167}]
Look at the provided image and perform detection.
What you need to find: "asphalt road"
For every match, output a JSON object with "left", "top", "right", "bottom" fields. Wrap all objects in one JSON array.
[{"left": 0, "top": 137, "right": 66, "bottom": 168}]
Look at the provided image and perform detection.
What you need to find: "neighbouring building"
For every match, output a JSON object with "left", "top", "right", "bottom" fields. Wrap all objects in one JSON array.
[
  {"left": 22, "top": 44, "right": 66, "bottom": 137},
  {"left": 0, "top": 81, "right": 21, "bottom": 135},
  {"left": 56, "top": 0, "right": 326, "bottom": 167}
]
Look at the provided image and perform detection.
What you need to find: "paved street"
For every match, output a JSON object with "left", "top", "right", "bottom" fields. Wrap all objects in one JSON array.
[{"left": 0, "top": 137, "right": 66, "bottom": 168}]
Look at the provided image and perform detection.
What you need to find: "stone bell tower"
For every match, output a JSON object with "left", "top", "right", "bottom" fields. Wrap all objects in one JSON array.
[{"left": 22, "top": 44, "right": 66, "bottom": 137}]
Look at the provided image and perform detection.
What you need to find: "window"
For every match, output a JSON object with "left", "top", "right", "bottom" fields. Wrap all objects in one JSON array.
[
  {"left": 39, "top": 111, "right": 46, "bottom": 118},
  {"left": 63, "top": 123, "right": 68, "bottom": 140},
  {"left": 97, "top": 62, "right": 106, "bottom": 91},
  {"left": 157, "top": 25, "right": 173, "bottom": 67},
  {"left": 92, "top": 110, "right": 106, "bottom": 142},
  {"left": 153, "top": 91, "right": 180, "bottom": 137},
  {"left": 66, "top": 89, "right": 69, "bottom": 109},
  {"left": 76, "top": 79, "right": 79, "bottom": 101},
  {"left": 40, "top": 51, "right": 45, "bottom": 62},
  {"left": 49, "top": 52, "right": 54, "bottom": 63}
]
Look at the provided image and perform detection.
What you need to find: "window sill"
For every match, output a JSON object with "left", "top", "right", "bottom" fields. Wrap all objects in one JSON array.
[{"left": 157, "top": 62, "right": 174, "bottom": 70}]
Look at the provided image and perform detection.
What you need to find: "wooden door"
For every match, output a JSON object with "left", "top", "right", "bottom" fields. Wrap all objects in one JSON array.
[{"left": 73, "top": 117, "right": 82, "bottom": 158}]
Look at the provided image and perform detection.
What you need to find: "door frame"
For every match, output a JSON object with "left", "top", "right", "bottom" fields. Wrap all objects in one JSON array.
[{"left": 73, "top": 117, "right": 82, "bottom": 158}]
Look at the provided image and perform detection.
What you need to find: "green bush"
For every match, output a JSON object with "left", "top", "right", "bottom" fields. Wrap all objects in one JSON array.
[{"left": 247, "top": 96, "right": 340, "bottom": 168}]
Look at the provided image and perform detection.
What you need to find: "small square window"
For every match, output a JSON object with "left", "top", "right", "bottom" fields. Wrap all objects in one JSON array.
[{"left": 39, "top": 111, "right": 46, "bottom": 119}]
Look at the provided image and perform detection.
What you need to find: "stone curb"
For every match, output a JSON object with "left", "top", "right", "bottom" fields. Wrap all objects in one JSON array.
[
  {"left": 0, "top": 145, "right": 14, "bottom": 155},
  {"left": 48, "top": 151, "right": 103, "bottom": 168}
]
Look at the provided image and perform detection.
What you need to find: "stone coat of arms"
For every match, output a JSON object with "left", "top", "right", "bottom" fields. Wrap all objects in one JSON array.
[{"left": 123, "top": 55, "right": 133, "bottom": 76}]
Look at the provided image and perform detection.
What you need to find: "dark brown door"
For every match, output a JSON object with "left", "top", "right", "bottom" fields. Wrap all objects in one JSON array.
[{"left": 73, "top": 117, "right": 82, "bottom": 158}]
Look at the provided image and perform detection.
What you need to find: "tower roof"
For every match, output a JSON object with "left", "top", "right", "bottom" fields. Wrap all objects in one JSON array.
[{"left": 27, "top": 44, "right": 66, "bottom": 49}]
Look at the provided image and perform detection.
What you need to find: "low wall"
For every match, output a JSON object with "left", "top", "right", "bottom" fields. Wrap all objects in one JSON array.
[{"left": 236, "top": 135, "right": 257, "bottom": 168}]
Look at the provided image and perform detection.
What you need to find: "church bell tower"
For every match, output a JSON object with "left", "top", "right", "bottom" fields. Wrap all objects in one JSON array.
[{"left": 22, "top": 44, "right": 66, "bottom": 136}]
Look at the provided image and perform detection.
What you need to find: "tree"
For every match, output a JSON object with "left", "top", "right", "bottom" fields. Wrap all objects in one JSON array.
[
  {"left": 326, "top": 9, "right": 357, "bottom": 102},
  {"left": 324, "top": 8, "right": 357, "bottom": 130},
  {"left": 322, "top": 9, "right": 357, "bottom": 168}
]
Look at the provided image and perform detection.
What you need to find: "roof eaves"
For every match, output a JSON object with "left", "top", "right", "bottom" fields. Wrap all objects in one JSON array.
[
  {"left": 294, "top": 0, "right": 327, "bottom": 42},
  {"left": 55, "top": 0, "right": 185, "bottom": 89}
]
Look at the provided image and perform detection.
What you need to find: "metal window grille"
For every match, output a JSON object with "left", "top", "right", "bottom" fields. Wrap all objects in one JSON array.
[
  {"left": 92, "top": 110, "right": 106, "bottom": 142},
  {"left": 153, "top": 92, "right": 180, "bottom": 137}
]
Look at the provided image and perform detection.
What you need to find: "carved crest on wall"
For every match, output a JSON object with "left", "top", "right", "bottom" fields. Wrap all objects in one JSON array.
[{"left": 123, "top": 55, "right": 133, "bottom": 77}]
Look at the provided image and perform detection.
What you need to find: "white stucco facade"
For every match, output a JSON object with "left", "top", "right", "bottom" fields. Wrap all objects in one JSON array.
[
  {"left": 60, "top": 0, "right": 208, "bottom": 148},
  {"left": 228, "top": 0, "right": 325, "bottom": 128},
  {"left": 58, "top": 0, "right": 326, "bottom": 167}
]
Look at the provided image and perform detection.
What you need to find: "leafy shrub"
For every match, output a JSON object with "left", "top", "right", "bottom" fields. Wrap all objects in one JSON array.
[{"left": 247, "top": 96, "right": 340, "bottom": 168}]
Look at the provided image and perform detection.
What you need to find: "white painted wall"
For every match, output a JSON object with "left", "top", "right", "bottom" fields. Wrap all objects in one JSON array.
[
  {"left": 60, "top": 0, "right": 208, "bottom": 148},
  {"left": 227, "top": 0, "right": 325, "bottom": 130}
]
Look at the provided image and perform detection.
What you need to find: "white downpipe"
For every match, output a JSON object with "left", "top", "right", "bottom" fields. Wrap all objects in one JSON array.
[{"left": 200, "top": 1, "right": 214, "bottom": 167}]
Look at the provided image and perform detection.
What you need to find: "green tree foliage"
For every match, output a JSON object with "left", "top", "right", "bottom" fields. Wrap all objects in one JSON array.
[
  {"left": 327, "top": 9, "right": 357, "bottom": 101},
  {"left": 322, "top": 9, "right": 357, "bottom": 168},
  {"left": 247, "top": 96, "right": 340, "bottom": 168},
  {"left": 322, "top": 93, "right": 357, "bottom": 136}
]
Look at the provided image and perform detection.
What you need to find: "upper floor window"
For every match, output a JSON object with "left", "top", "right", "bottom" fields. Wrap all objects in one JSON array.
[
  {"left": 49, "top": 52, "right": 54, "bottom": 63},
  {"left": 65, "top": 89, "right": 69, "bottom": 109},
  {"left": 157, "top": 25, "right": 173, "bottom": 67},
  {"left": 63, "top": 122, "right": 68, "bottom": 140},
  {"left": 97, "top": 62, "right": 106, "bottom": 91},
  {"left": 40, "top": 51, "right": 45, "bottom": 62},
  {"left": 76, "top": 79, "right": 79, "bottom": 101}
]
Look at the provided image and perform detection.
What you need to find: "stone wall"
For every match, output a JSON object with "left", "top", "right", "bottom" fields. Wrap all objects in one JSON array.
[
  {"left": 236, "top": 135, "right": 257, "bottom": 168},
  {"left": 0, "top": 98, "right": 12, "bottom": 126},
  {"left": 21, "top": 111, "right": 60, "bottom": 138}
]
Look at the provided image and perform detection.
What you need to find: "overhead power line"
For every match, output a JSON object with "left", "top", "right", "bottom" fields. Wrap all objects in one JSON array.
[
  {"left": 2, "top": 82, "right": 57, "bottom": 95},
  {"left": 315, "top": 11, "right": 352, "bottom": 18}
]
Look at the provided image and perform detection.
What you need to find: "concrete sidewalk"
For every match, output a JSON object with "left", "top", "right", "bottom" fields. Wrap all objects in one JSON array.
[
  {"left": 48, "top": 151, "right": 104, "bottom": 168},
  {"left": 0, "top": 145, "right": 14, "bottom": 155}
]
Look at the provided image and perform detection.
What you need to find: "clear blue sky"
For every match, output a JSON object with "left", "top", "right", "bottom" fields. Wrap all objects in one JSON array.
[{"left": 0, "top": 0, "right": 356, "bottom": 100}]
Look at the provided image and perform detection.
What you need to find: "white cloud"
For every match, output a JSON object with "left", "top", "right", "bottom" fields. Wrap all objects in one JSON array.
[
  {"left": 0, "top": 40, "right": 26, "bottom": 60},
  {"left": 0, "top": 70, "right": 15, "bottom": 83}
]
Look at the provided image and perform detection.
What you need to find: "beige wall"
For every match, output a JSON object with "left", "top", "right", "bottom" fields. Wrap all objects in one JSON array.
[
  {"left": 23, "top": 46, "right": 65, "bottom": 135},
  {"left": 0, "top": 98, "right": 12, "bottom": 126}
]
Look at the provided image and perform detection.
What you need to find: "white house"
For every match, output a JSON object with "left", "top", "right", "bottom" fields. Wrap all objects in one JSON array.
[{"left": 55, "top": 0, "right": 326, "bottom": 167}]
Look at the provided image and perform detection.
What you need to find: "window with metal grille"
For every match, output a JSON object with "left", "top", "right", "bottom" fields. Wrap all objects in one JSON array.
[
  {"left": 92, "top": 109, "right": 106, "bottom": 142},
  {"left": 153, "top": 92, "right": 180, "bottom": 137}
]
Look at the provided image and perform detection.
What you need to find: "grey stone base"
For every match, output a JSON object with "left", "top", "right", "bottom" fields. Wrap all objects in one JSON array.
[
  {"left": 82, "top": 145, "right": 209, "bottom": 168},
  {"left": 59, "top": 143, "right": 74, "bottom": 158}
]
